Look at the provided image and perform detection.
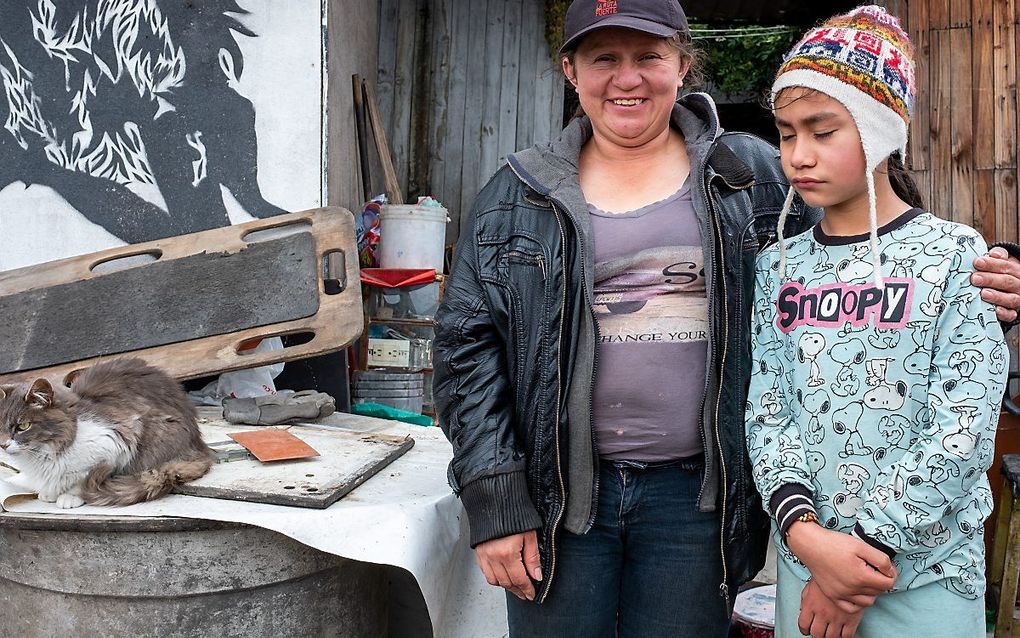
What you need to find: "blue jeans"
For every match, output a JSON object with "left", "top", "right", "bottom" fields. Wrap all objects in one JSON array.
[{"left": 506, "top": 457, "right": 730, "bottom": 637}]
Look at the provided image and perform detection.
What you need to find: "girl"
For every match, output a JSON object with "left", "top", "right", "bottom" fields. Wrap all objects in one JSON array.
[{"left": 746, "top": 6, "right": 1007, "bottom": 637}]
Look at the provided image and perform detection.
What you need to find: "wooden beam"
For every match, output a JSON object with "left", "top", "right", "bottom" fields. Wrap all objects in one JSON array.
[
  {"left": 930, "top": 29, "right": 954, "bottom": 220},
  {"left": 909, "top": 0, "right": 931, "bottom": 171},
  {"left": 458, "top": 0, "right": 489, "bottom": 225},
  {"left": 996, "top": 168, "right": 1019, "bottom": 244},
  {"left": 364, "top": 80, "right": 405, "bottom": 205},
  {"left": 974, "top": 0, "right": 997, "bottom": 170},
  {"left": 426, "top": 0, "right": 452, "bottom": 224},
  {"left": 930, "top": 0, "right": 952, "bottom": 28},
  {"left": 974, "top": 168, "right": 996, "bottom": 241},
  {"left": 994, "top": 0, "right": 1018, "bottom": 168},
  {"left": 951, "top": 0, "right": 974, "bottom": 26},
  {"left": 950, "top": 27, "right": 975, "bottom": 226},
  {"left": 477, "top": 0, "right": 507, "bottom": 190},
  {"left": 497, "top": 0, "right": 524, "bottom": 167}
]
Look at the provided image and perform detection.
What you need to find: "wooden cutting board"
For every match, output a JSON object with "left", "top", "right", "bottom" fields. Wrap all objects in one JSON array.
[
  {"left": 174, "top": 421, "right": 415, "bottom": 509},
  {"left": 0, "top": 208, "right": 362, "bottom": 386}
]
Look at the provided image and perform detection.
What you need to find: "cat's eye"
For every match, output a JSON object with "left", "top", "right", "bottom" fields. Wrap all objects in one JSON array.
[{"left": 15, "top": 422, "right": 31, "bottom": 432}]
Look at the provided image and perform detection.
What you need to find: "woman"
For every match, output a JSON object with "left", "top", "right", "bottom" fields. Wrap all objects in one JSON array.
[{"left": 433, "top": 0, "right": 1020, "bottom": 634}]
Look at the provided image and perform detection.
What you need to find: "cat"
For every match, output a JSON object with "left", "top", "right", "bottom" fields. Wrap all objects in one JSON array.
[{"left": 0, "top": 358, "right": 213, "bottom": 508}]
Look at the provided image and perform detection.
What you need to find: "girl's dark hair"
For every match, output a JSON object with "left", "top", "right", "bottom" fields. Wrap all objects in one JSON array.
[{"left": 887, "top": 152, "right": 924, "bottom": 210}]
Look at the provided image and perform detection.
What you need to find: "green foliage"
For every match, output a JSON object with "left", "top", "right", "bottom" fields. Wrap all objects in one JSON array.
[
  {"left": 692, "top": 24, "right": 799, "bottom": 98},
  {"left": 542, "top": 2, "right": 797, "bottom": 100},
  {"left": 545, "top": 0, "right": 570, "bottom": 59}
]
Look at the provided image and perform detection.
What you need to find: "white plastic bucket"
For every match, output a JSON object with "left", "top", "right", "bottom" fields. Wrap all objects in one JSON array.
[{"left": 378, "top": 205, "right": 449, "bottom": 271}]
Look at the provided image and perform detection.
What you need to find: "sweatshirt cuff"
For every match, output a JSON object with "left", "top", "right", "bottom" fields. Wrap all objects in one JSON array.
[
  {"left": 989, "top": 241, "right": 1020, "bottom": 331},
  {"left": 852, "top": 522, "right": 897, "bottom": 560},
  {"left": 459, "top": 470, "right": 543, "bottom": 547},
  {"left": 769, "top": 483, "right": 816, "bottom": 537}
]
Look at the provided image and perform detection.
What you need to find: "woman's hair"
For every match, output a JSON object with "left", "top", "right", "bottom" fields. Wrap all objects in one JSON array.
[{"left": 772, "top": 87, "right": 925, "bottom": 211}]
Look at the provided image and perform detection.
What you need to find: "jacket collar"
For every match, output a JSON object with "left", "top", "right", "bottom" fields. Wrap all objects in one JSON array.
[{"left": 507, "top": 93, "right": 725, "bottom": 202}]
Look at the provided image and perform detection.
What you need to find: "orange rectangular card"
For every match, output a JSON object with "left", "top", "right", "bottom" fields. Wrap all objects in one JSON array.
[{"left": 227, "top": 430, "right": 320, "bottom": 462}]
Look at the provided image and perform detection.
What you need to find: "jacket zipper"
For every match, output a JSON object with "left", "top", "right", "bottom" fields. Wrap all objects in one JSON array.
[
  {"left": 505, "top": 250, "right": 547, "bottom": 279},
  {"left": 707, "top": 177, "right": 731, "bottom": 607},
  {"left": 540, "top": 204, "right": 570, "bottom": 603}
]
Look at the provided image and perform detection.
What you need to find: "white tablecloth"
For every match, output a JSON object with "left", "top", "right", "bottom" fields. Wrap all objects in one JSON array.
[{"left": 0, "top": 409, "right": 508, "bottom": 637}]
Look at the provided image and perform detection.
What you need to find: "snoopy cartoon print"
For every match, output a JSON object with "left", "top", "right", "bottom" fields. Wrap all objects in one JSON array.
[
  {"left": 881, "top": 241, "right": 925, "bottom": 278},
  {"left": 829, "top": 338, "right": 866, "bottom": 397},
  {"left": 864, "top": 358, "right": 908, "bottom": 410},
  {"left": 835, "top": 244, "right": 876, "bottom": 282},
  {"left": 918, "top": 258, "right": 952, "bottom": 317},
  {"left": 942, "top": 423, "right": 978, "bottom": 460},
  {"left": 752, "top": 359, "right": 785, "bottom": 423},
  {"left": 902, "top": 320, "right": 933, "bottom": 377},
  {"left": 798, "top": 332, "right": 826, "bottom": 388},
  {"left": 832, "top": 402, "right": 873, "bottom": 458},
  {"left": 798, "top": 389, "right": 831, "bottom": 444},
  {"left": 833, "top": 476, "right": 870, "bottom": 524}
]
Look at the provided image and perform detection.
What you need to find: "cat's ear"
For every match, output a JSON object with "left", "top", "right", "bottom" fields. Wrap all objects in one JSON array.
[{"left": 25, "top": 379, "right": 53, "bottom": 408}]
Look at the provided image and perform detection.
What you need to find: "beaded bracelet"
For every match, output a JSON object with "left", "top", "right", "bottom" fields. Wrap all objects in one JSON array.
[{"left": 796, "top": 511, "right": 818, "bottom": 526}]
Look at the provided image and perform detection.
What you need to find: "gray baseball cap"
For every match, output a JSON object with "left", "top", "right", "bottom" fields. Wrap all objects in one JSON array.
[{"left": 559, "top": 0, "right": 691, "bottom": 54}]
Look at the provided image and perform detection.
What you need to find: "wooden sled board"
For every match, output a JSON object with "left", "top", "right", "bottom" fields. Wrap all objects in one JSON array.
[
  {"left": 174, "top": 421, "right": 415, "bottom": 509},
  {"left": 0, "top": 208, "right": 363, "bottom": 386}
]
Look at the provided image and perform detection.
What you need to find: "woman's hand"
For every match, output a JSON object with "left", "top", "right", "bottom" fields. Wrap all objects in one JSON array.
[
  {"left": 972, "top": 247, "right": 1020, "bottom": 323},
  {"left": 474, "top": 530, "right": 543, "bottom": 601},
  {"left": 799, "top": 578, "right": 866, "bottom": 638},
  {"left": 786, "top": 522, "right": 896, "bottom": 612}
]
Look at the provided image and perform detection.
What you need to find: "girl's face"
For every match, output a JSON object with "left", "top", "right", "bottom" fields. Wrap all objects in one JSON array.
[
  {"left": 774, "top": 89, "right": 868, "bottom": 209},
  {"left": 564, "top": 28, "right": 688, "bottom": 149}
]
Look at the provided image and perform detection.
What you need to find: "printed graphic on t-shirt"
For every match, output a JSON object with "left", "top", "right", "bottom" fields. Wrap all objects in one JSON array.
[
  {"left": 593, "top": 245, "right": 707, "bottom": 344},
  {"left": 746, "top": 212, "right": 1008, "bottom": 600},
  {"left": 776, "top": 279, "right": 915, "bottom": 333}
]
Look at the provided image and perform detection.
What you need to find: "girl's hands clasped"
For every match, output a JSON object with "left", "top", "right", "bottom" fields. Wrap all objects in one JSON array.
[
  {"left": 799, "top": 579, "right": 865, "bottom": 638},
  {"left": 787, "top": 522, "right": 897, "bottom": 613}
]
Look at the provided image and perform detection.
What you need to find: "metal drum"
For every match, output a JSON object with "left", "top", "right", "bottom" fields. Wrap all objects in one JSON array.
[
  {"left": 732, "top": 584, "right": 776, "bottom": 638},
  {"left": 0, "top": 513, "right": 387, "bottom": 637}
]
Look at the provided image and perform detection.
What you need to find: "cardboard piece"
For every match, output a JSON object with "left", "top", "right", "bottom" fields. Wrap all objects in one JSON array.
[{"left": 227, "top": 429, "right": 320, "bottom": 462}]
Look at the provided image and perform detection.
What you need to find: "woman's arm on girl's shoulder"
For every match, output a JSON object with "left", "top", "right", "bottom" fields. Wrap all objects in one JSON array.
[
  {"left": 972, "top": 244, "right": 1020, "bottom": 327},
  {"left": 855, "top": 231, "right": 1008, "bottom": 558}
]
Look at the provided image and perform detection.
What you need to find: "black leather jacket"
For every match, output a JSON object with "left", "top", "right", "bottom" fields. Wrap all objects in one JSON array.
[{"left": 433, "top": 95, "right": 822, "bottom": 604}]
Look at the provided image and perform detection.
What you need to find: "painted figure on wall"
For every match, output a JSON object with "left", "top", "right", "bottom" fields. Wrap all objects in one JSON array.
[{"left": 0, "top": 0, "right": 286, "bottom": 244}]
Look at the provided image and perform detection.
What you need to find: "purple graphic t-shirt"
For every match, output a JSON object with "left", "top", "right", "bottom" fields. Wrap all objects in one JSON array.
[{"left": 589, "top": 180, "right": 707, "bottom": 461}]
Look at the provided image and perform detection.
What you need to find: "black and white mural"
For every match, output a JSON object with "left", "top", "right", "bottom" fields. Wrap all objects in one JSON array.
[{"left": 0, "top": 0, "right": 322, "bottom": 269}]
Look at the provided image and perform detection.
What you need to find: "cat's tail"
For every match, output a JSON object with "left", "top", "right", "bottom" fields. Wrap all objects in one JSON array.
[{"left": 82, "top": 454, "right": 213, "bottom": 506}]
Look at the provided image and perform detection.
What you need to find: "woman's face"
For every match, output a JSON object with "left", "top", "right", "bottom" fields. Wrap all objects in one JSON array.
[
  {"left": 564, "top": 27, "right": 688, "bottom": 149},
  {"left": 774, "top": 88, "right": 868, "bottom": 209}
]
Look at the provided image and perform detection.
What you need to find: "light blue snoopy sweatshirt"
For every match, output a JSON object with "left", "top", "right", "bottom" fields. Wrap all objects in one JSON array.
[{"left": 746, "top": 209, "right": 1007, "bottom": 599}]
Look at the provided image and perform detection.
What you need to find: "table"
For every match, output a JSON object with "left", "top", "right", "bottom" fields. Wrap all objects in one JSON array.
[{"left": 0, "top": 409, "right": 507, "bottom": 637}]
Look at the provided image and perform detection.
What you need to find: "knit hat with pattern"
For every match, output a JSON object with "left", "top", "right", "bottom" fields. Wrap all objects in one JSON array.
[{"left": 771, "top": 5, "right": 916, "bottom": 288}]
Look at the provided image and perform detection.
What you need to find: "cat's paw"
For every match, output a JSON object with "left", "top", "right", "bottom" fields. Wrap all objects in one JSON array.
[{"left": 55, "top": 493, "right": 84, "bottom": 509}]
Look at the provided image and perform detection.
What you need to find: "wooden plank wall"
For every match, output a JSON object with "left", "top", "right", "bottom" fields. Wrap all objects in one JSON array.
[
  {"left": 376, "top": 0, "right": 565, "bottom": 242},
  {"left": 887, "top": 0, "right": 1020, "bottom": 363},
  {"left": 326, "top": 0, "right": 381, "bottom": 212},
  {"left": 886, "top": 0, "right": 1018, "bottom": 242}
]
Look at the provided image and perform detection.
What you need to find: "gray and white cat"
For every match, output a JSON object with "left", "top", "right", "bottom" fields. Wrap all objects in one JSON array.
[{"left": 0, "top": 358, "right": 213, "bottom": 508}]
